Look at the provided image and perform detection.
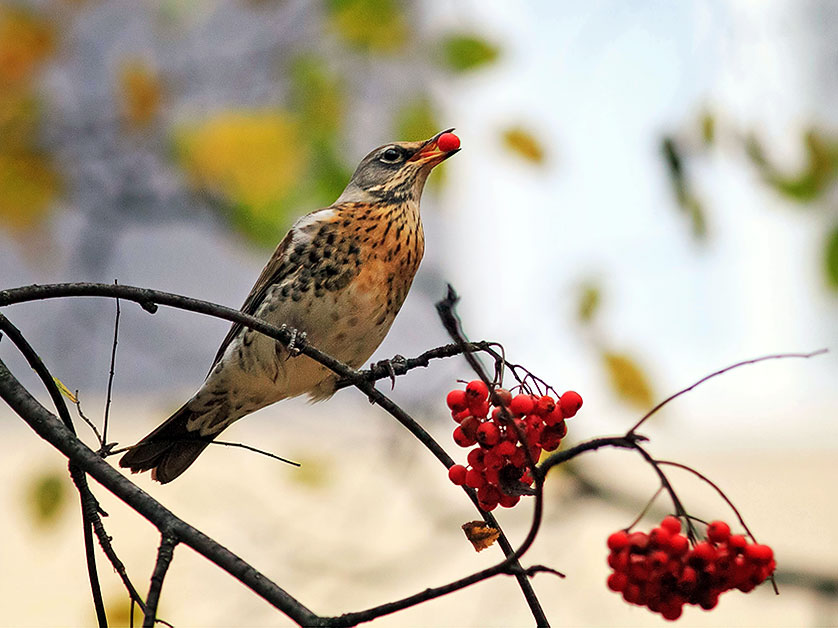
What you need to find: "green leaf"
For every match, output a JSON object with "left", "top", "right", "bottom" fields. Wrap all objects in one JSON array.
[
  {"left": 327, "top": 0, "right": 408, "bottom": 53},
  {"left": 438, "top": 34, "right": 499, "bottom": 73},
  {"left": 501, "top": 126, "right": 545, "bottom": 164},
  {"left": 825, "top": 225, "right": 838, "bottom": 290},
  {"left": 602, "top": 351, "right": 654, "bottom": 409},
  {"left": 753, "top": 129, "right": 838, "bottom": 203},
  {"left": 27, "top": 470, "right": 67, "bottom": 526}
]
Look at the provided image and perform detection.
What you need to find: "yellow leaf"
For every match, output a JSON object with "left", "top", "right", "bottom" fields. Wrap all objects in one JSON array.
[
  {"left": 577, "top": 281, "right": 601, "bottom": 324},
  {"left": 461, "top": 520, "right": 500, "bottom": 552},
  {"left": 118, "top": 60, "right": 163, "bottom": 127},
  {"left": 602, "top": 351, "right": 654, "bottom": 409},
  {"left": 176, "top": 110, "right": 308, "bottom": 211},
  {"left": 501, "top": 126, "right": 546, "bottom": 164},
  {"left": 52, "top": 376, "right": 78, "bottom": 403}
]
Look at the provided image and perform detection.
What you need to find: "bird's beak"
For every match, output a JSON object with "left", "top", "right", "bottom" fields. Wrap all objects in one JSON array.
[{"left": 408, "top": 128, "right": 460, "bottom": 165}]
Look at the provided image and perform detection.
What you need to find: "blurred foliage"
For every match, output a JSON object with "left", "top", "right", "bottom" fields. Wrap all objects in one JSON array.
[
  {"left": 666, "top": 111, "right": 838, "bottom": 291},
  {"left": 290, "top": 55, "right": 344, "bottom": 141},
  {"left": 396, "top": 98, "right": 440, "bottom": 144},
  {"left": 749, "top": 129, "right": 838, "bottom": 204},
  {"left": 438, "top": 34, "right": 499, "bottom": 73},
  {"left": 576, "top": 281, "right": 601, "bottom": 324},
  {"left": 0, "top": 5, "right": 55, "bottom": 87},
  {"left": 700, "top": 110, "right": 715, "bottom": 146},
  {"left": 175, "top": 110, "right": 309, "bottom": 246},
  {"left": 288, "top": 455, "right": 331, "bottom": 489},
  {"left": 502, "top": 126, "right": 546, "bottom": 164},
  {"left": 104, "top": 596, "right": 143, "bottom": 627},
  {"left": 826, "top": 226, "right": 838, "bottom": 290},
  {"left": 118, "top": 59, "right": 163, "bottom": 128},
  {"left": 661, "top": 136, "right": 707, "bottom": 240},
  {"left": 602, "top": 351, "right": 655, "bottom": 409},
  {"left": 26, "top": 469, "right": 68, "bottom": 527},
  {"left": 0, "top": 5, "right": 59, "bottom": 233},
  {"left": 326, "top": 0, "right": 408, "bottom": 53}
]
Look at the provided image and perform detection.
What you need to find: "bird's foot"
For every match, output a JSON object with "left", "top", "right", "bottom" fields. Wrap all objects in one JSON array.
[
  {"left": 371, "top": 354, "right": 407, "bottom": 390},
  {"left": 279, "top": 324, "right": 307, "bottom": 356}
]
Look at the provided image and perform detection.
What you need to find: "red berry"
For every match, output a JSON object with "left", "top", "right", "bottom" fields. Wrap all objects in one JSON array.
[
  {"left": 465, "top": 468, "right": 485, "bottom": 489},
  {"left": 607, "top": 530, "right": 629, "bottom": 551},
  {"left": 498, "top": 493, "right": 520, "bottom": 508},
  {"left": 509, "top": 394, "right": 535, "bottom": 416},
  {"left": 468, "top": 399, "right": 491, "bottom": 418},
  {"left": 495, "top": 440, "right": 516, "bottom": 457},
  {"left": 467, "top": 447, "right": 485, "bottom": 469},
  {"left": 669, "top": 534, "right": 689, "bottom": 556},
  {"left": 660, "top": 515, "right": 682, "bottom": 535},
  {"left": 451, "top": 408, "right": 471, "bottom": 423},
  {"left": 446, "top": 389, "right": 468, "bottom": 412},
  {"left": 559, "top": 391, "right": 583, "bottom": 417},
  {"left": 660, "top": 603, "right": 683, "bottom": 621},
  {"left": 465, "top": 379, "right": 488, "bottom": 401},
  {"left": 690, "top": 541, "right": 716, "bottom": 564},
  {"left": 452, "top": 426, "right": 475, "bottom": 447},
  {"left": 627, "top": 532, "right": 649, "bottom": 553},
  {"left": 535, "top": 395, "right": 555, "bottom": 416},
  {"left": 460, "top": 416, "right": 479, "bottom": 440},
  {"left": 607, "top": 572, "right": 628, "bottom": 592},
  {"left": 477, "top": 422, "right": 501, "bottom": 446},
  {"left": 649, "top": 527, "right": 671, "bottom": 549},
  {"left": 707, "top": 520, "right": 731, "bottom": 544},
  {"left": 493, "top": 388, "right": 512, "bottom": 407},
  {"left": 745, "top": 543, "right": 774, "bottom": 563},
  {"left": 436, "top": 132, "right": 460, "bottom": 152},
  {"left": 727, "top": 534, "right": 747, "bottom": 552},
  {"left": 448, "top": 464, "right": 467, "bottom": 485}
]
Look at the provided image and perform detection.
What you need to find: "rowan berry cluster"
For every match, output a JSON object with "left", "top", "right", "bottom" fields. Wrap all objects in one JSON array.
[
  {"left": 445, "top": 379, "right": 583, "bottom": 512},
  {"left": 606, "top": 516, "right": 776, "bottom": 620}
]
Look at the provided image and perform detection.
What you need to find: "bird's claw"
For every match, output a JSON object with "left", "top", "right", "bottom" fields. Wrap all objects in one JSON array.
[
  {"left": 279, "top": 324, "right": 306, "bottom": 357},
  {"left": 371, "top": 354, "right": 407, "bottom": 390}
]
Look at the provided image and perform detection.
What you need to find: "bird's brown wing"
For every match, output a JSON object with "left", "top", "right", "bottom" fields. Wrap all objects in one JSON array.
[{"left": 208, "top": 229, "right": 296, "bottom": 373}]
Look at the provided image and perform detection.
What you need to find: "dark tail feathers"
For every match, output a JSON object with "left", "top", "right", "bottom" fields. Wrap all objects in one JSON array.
[{"left": 119, "top": 404, "right": 212, "bottom": 484}]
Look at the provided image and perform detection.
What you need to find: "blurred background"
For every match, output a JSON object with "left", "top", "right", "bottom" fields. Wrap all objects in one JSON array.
[{"left": 1, "top": 1, "right": 836, "bottom": 625}]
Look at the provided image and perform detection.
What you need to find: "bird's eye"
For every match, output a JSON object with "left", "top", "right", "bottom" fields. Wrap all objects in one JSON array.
[{"left": 379, "top": 147, "right": 404, "bottom": 164}]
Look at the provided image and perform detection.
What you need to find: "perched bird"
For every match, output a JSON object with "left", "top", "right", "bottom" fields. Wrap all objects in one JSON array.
[{"left": 120, "top": 130, "right": 461, "bottom": 483}]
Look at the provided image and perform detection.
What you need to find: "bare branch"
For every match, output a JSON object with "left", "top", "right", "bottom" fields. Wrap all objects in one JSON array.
[
  {"left": 103, "top": 280, "right": 121, "bottom": 449},
  {"left": 628, "top": 349, "right": 828, "bottom": 434},
  {"left": 144, "top": 533, "right": 178, "bottom": 628}
]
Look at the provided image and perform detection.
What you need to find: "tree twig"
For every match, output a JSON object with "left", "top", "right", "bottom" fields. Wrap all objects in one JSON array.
[
  {"left": 627, "top": 349, "right": 828, "bottom": 434},
  {"left": 144, "top": 533, "right": 178, "bottom": 628}
]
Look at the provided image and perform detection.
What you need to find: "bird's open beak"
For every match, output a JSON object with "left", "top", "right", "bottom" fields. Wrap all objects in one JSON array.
[{"left": 408, "top": 128, "right": 460, "bottom": 165}]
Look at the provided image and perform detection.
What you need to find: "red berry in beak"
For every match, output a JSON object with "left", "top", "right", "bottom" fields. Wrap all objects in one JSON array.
[{"left": 437, "top": 132, "right": 460, "bottom": 152}]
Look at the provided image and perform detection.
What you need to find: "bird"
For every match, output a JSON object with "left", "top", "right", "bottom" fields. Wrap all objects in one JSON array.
[{"left": 119, "top": 129, "right": 461, "bottom": 483}]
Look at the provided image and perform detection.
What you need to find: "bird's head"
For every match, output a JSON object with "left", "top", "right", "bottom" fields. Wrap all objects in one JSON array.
[{"left": 337, "top": 129, "right": 460, "bottom": 204}]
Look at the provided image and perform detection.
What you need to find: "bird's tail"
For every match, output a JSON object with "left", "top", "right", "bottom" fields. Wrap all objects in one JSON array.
[{"left": 119, "top": 403, "right": 213, "bottom": 484}]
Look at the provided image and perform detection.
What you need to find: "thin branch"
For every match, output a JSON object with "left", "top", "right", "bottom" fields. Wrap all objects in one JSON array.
[
  {"left": 144, "top": 533, "right": 178, "bottom": 628},
  {"left": 103, "top": 281, "right": 121, "bottom": 449},
  {"left": 81, "top": 516, "right": 108, "bottom": 627},
  {"left": 628, "top": 349, "right": 828, "bottom": 434},
  {"left": 655, "top": 460, "right": 757, "bottom": 542},
  {"left": 75, "top": 392, "right": 106, "bottom": 449},
  {"left": 211, "top": 440, "right": 301, "bottom": 467}
]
